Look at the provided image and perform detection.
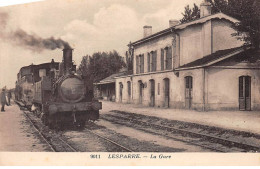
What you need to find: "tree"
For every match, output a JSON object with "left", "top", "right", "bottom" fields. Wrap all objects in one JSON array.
[
  {"left": 180, "top": 3, "right": 200, "bottom": 23},
  {"left": 207, "top": 0, "right": 228, "bottom": 14},
  {"left": 209, "top": 0, "right": 260, "bottom": 49},
  {"left": 77, "top": 55, "right": 90, "bottom": 77},
  {"left": 77, "top": 50, "right": 126, "bottom": 91},
  {"left": 125, "top": 42, "right": 134, "bottom": 74}
]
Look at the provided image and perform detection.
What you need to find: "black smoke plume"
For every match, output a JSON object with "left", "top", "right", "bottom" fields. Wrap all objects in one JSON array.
[
  {"left": 9, "top": 29, "right": 71, "bottom": 52},
  {"left": 0, "top": 11, "right": 71, "bottom": 52}
]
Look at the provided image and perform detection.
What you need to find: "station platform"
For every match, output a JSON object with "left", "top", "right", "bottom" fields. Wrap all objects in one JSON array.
[
  {"left": 100, "top": 101, "right": 260, "bottom": 135},
  {"left": 0, "top": 100, "right": 52, "bottom": 151}
]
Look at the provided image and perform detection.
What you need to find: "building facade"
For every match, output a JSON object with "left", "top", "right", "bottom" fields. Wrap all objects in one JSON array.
[{"left": 115, "top": 0, "right": 260, "bottom": 111}]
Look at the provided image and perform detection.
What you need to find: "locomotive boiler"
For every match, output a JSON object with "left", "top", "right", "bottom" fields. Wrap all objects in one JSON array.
[{"left": 17, "top": 48, "right": 102, "bottom": 129}]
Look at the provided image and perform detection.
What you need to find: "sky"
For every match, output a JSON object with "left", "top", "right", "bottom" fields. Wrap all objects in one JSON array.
[{"left": 0, "top": 0, "right": 202, "bottom": 88}]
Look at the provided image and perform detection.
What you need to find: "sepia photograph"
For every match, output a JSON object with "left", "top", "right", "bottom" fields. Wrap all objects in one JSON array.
[{"left": 0, "top": 0, "right": 259, "bottom": 166}]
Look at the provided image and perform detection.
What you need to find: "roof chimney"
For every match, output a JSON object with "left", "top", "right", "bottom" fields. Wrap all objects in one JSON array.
[
  {"left": 200, "top": 0, "right": 212, "bottom": 18},
  {"left": 143, "top": 26, "right": 152, "bottom": 38},
  {"left": 169, "top": 19, "right": 180, "bottom": 27}
]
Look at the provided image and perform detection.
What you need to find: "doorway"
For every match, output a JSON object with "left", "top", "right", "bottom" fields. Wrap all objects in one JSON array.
[
  {"left": 119, "top": 82, "right": 123, "bottom": 103},
  {"left": 150, "top": 79, "right": 155, "bottom": 107},
  {"left": 164, "top": 78, "right": 170, "bottom": 108},
  {"left": 127, "top": 81, "right": 131, "bottom": 103},
  {"left": 185, "top": 76, "right": 192, "bottom": 109},
  {"left": 138, "top": 80, "right": 143, "bottom": 104},
  {"left": 239, "top": 76, "right": 251, "bottom": 111}
]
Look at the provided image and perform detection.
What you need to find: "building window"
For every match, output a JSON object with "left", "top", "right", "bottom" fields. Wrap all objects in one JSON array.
[
  {"left": 165, "top": 47, "right": 172, "bottom": 70},
  {"left": 151, "top": 51, "right": 157, "bottom": 72},
  {"left": 136, "top": 54, "right": 144, "bottom": 74},
  {"left": 161, "top": 49, "right": 164, "bottom": 71}
]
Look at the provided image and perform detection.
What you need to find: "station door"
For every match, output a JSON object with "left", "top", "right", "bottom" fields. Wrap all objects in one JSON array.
[
  {"left": 139, "top": 81, "right": 143, "bottom": 104},
  {"left": 185, "top": 76, "right": 192, "bottom": 109},
  {"left": 150, "top": 80, "right": 155, "bottom": 107},
  {"left": 164, "top": 78, "right": 170, "bottom": 108},
  {"left": 239, "top": 76, "right": 251, "bottom": 111},
  {"left": 119, "top": 83, "right": 123, "bottom": 103}
]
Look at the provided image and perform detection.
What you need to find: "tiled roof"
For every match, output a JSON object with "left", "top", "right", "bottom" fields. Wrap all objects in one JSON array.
[{"left": 177, "top": 46, "right": 246, "bottom": 69}]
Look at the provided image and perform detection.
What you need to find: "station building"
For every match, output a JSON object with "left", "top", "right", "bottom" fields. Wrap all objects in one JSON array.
[{"left": 115, "top": 0, "right": 260, "bottom": 111}]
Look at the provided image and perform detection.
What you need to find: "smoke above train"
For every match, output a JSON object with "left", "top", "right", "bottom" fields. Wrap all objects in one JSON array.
[{"left": 0, "top": 11, "right": 71, "bottom": 52}]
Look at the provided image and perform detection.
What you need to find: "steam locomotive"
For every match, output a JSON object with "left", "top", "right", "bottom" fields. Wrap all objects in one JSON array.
[{"left": 15, "top": 48, "right": 102, "bottom": 128}]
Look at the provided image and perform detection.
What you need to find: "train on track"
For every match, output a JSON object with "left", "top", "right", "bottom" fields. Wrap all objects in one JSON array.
[{"left": 15, "top": 48, "right": 102, "bottom": 129}]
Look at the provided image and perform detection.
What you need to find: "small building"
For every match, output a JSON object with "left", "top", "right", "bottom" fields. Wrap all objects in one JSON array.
[
  {"left": 94, "top": 71, "right": 128, "bottom": 102},
  {"left": 115, "top": 0, "right": 260, "bottom": 111}
]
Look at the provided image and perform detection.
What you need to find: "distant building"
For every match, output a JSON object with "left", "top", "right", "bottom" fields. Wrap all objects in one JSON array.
[
  {"left": 115, "top": 0, "right": 260, "bottom": 111},
  {"left": 94, "top": 70, "right": 128, "bottom": 102}
]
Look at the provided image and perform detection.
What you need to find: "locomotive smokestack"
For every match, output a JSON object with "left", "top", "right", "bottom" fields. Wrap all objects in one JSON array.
[{"left": 63, "top": 47, "right": 73, "bottom": 74}]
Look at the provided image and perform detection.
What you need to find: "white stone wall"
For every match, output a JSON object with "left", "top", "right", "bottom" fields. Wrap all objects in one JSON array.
[
  {"left": 115, "top": 76, "right": 133, "bottom": 103},
  {"left": 206, "top": 67, "right": 260, "bottom": 110},
  {"left": 212, "top": 20, "right": 244, "bottom": 52},
  {"left": 117, "top": 67, "right": 260, "bottom": 111},
  {"left": 178, "top": 69, "right": 204, "bottom": 110},
  {"left": 179, "top": 24, "right": 203, "bottom": 66},
  {"left": 116, "top": 68, "right": 205, "bottom": 110},
  {"left": 133, "top": 33, "right": 173, "bottom": 75}
]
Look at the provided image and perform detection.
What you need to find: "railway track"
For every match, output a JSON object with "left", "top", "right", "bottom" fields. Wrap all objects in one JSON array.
[
  {"left": 23, "top": 110, "right": 78, "bottom": 152},
  {"left": 22, "top": 110, "right": 56, "bottom": 152},
  {"left": 22, "top": 105, "right": 132, "bottom": 152},
  {"left": 101, "top": 113, "right": 260, "bottom": 152},
  {"left": 84, "top": 127, "right": 133, "bottom": 152}
]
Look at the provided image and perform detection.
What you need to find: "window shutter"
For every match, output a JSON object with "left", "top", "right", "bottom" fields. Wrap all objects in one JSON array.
[
  {"left": 239, "top": 76, "right": 243, "bottom": 98},
  {"left": 166, "top": 47, "right": 172, "bottom": 70},
  {"left": 152, "top": 51, "right": 157, "bottom": 71},
  {"left": 161, "top": 49, "right": 164, "bottom": 71},
  {"left": 136, "top": 55, "right": 139, "bottom": 74},
  {"left": 147, "top": 53, "right": 150, "bottom": 72},
  {"left": 140, "top": 54, "right": 144, "bottom": 73},
  {"left": 169, "top": 47, "right": 172, "bottom": 69}
]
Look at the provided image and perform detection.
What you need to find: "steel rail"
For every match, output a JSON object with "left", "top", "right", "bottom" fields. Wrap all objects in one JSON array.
[
  {"left": 23, "top": 111, "right": 56, "bottom": 152},
  {"left": 84, "top": 128, "right": 133, "bottom": 152},
  {"left": 101, "top": 116, "right": 224, "bottom": 152},
  {"left": 57, "top": 137, "right": 78, "bottom": 152},
  {"left": 23, "top": 110, "right": 78, "bottom": 152},
  {"left": 102, "top": 114, "right": 260, "bottom": 152}
]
